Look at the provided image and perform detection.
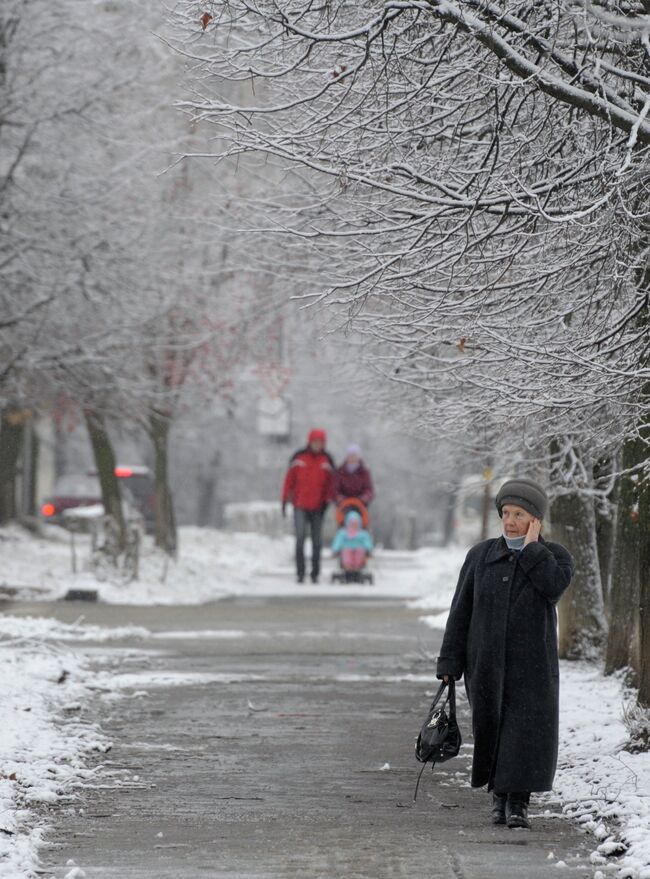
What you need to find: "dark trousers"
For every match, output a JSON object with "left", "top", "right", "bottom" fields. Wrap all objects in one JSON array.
[{"left": 294, "top": 507, "right": 324, "bottom": 580}]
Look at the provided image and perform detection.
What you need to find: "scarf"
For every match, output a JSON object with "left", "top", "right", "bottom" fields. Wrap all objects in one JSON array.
[{"left": 503, "top": 534, "right": 526, "bottom": 551}]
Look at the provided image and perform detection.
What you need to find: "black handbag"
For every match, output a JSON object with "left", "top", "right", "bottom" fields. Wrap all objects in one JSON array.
[{"left": 413, "top": 679, "right": 462, "bottom": 800}]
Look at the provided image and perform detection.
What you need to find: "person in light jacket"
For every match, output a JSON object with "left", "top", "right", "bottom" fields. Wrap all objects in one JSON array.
[
  {"left": 331, "top": 509, "right": 374, "bottom": 571},
  {"left": 436, "top": 477, "right": 573, "bottom": 829}
]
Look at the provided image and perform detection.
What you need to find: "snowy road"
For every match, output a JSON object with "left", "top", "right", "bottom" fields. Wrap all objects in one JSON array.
[{"left": 20, "top": 596, "right": 597, "bottom": 879}]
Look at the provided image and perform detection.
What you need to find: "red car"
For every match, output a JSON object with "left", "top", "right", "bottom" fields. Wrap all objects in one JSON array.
[{"left": 40, "top": 466, "right": 155, "bottom": 533}]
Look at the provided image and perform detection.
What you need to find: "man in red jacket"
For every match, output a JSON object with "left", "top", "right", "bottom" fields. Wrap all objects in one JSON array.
[{"left": 281, "top": 428, "right": 335, "bottom": 583}]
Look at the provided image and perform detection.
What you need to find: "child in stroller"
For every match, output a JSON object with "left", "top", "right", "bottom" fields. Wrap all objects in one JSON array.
[{"left": 331, "top": 499, "right": 374, "bottom": 584}]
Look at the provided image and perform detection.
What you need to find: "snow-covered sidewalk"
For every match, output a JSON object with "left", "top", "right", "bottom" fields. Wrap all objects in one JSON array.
[{"left": 0, "top": 523, "right": 467, "bottom": 605}]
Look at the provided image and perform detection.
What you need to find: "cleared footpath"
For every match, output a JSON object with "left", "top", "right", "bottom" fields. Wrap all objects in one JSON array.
[{"left": 9, "top": 596, "right": 598, "bottom": 879}]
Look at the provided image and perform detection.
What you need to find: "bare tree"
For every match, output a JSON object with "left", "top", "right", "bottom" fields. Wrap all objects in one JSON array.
[{"left": 169, "top": 2, "right": 650, "bottom": 697}]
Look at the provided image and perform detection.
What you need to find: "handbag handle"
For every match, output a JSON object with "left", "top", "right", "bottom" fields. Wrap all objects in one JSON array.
[
  {"left": 428, "top": 678, "right": 457, "bottom": 717},
  {"left": 428, "top": 679, "right": 449, "bottom": 708},
  {"left": 447, "top": 678, "right": 457, "bottom": 721}
]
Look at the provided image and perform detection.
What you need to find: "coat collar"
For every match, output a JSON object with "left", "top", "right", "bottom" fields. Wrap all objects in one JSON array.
[
  {"left": 485, "top": 534, "right": 547, "bottom": 564},
  {"left": 485, "top": 536, "right": 511, "bottom": 564}
]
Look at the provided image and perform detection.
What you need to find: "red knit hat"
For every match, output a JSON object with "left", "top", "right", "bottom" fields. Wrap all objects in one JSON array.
[{"left": 307, "top": 428, "right": 327, "bottom": 445}]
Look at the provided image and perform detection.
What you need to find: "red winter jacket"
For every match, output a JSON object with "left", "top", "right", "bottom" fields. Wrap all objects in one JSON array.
[
  {"left": 333, "top": 462, "right": 374, "bottom": 505},
  {"left": 282, "top": 448, "right": 335, "bottom": 511}
]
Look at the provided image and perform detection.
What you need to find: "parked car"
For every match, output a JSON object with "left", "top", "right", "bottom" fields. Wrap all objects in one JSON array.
[
  {"left": 110, "top": 465, "right": 155, "bottom": 534},
  {"left": 40, "top": 473, "right": 104, "bottom": 526},
  {"left": 40, "top": 465, "right": 155, "bottom": 533}
]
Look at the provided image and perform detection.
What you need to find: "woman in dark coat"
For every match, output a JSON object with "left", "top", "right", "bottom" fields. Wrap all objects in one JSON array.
[
  {"left": 333, "top": 444, "right": 374, "bottom": 505},
  {"left": 437, "top": 478, "right": 573, "bottom": 829}
]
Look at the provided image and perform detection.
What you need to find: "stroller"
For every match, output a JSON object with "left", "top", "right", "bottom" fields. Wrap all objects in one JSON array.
[{"left": 331, "top": 498, "right": 374, "bottom": 584}]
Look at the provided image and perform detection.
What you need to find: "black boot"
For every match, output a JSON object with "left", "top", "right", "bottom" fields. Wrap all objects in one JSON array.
[
  {"left": 506, "top": 792, "right": 530, "bottom": 829},
  {"left": 491, "top": 793, "right": 506, "bottom": 825}
]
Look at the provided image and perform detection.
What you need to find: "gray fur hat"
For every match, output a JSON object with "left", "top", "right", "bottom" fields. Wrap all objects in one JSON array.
[{"left": 495, "top": 477, "right": 548, "bottom": 520}]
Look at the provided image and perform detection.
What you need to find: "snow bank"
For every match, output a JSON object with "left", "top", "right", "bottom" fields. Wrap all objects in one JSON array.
[
  {"left": 406, "top": 545, "right": 468, "bottom": 609},
  {"left": 0, "top": 524, "right": 468, "bottom": 604},
  {"left": 419, "top": 609, "right": 450, "bottom": 630},
  {"left": 554, "top": 662, "right": 650, "bottom": 879},
  {"left": 0, "top": 616, "right": 112, "bottom": 877}
]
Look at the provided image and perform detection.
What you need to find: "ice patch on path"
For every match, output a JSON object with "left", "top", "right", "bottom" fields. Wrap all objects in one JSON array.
[
  {"left": 150, "top": 629, "right": 411, "bottom": 642},
  {"left": 101, "top": 669, "right": 437, "bottom": 690},
  {"left": 107, "top": 671, "right": 266, "bottom": 688},
  {"left": 151, "top": 629, "right": 245, "bottom": 639},
  {"left": 333, "top": 673, "right": 434, "bottom": 683},
  {"left": 0, "top": 615, "right": 149, "bottom": 642}
]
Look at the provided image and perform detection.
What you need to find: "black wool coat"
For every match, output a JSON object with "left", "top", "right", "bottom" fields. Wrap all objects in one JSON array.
[{"left": 436, "top": 536, "right": 574, "bottom": 793}]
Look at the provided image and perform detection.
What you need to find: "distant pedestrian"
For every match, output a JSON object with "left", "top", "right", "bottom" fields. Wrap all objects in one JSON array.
[
  {"left": 333, "top": 443, "right": 374, "bottom": 506},
  {"left": 436, "top": 477, "right": 573, "bottom": 829},
  {"left": 281, "top": 428, "right": 334, "bottom": 584}
]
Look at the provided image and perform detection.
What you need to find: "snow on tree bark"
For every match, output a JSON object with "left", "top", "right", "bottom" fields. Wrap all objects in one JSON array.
[
  {"left": 550, "top": 441, "right": 607, "bottom": 660},
  {"left": 637, "top": 427, "right": 650, "bottom": 706},
  {"left": 605, "top": 436, "right": 643, "bottom": 678}
]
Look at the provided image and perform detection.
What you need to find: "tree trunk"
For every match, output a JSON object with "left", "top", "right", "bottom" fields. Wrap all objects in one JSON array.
[
  {"left": 480, "top": 465, "right": 493, "bottom": 542},
  {"left": 442, "top": 480, "right": 459, "bottom": 546},
  {"left": 638, "top": 441, "right": 650, "bottom": 706},
  {"left": 596, "top": 502, "right": 616, "bottom": 611},
  {"left": 551, "top": 489, "right": 607, "bottom": 659},
  {"left": 605, "top": 436, "right": 642, "bottom": 677},
  {"left": 149, "top": 410, "right": 177, "bottom": 557},
  {"left": 21, "top": 418, "right": 38, "bottom": 518},
  {"left": 594, "top": 455, "right": 616, "bottom": 609},
  {"left": 83, "top": 408, "right": 126, "bottom": 550},
  {"left": 549, "top": 440, "right": 607, "bottom": 660},
  {"left": 0, "top": 407, "right": 24, "bottom": 524},
  {"left": 196, "top": 451, "right": 220, "bottom": 527}
]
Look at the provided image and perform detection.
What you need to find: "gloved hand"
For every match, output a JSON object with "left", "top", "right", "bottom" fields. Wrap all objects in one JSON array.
[{"left": 282, "top": 501, "right": 287, "bottom": 518}]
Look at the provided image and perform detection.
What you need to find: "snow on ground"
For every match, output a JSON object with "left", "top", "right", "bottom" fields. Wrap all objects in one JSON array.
[
  {"left": 3, "top": 524, "right": 650, "bottom": 876},
  {"left": 552, "top": 663, "right": 650, "bottom": 879},
  {"left": 417, "top": 609, "right": 450, "bottom": 630},
  {"left": 0, "top": 523, "right": 467, "bottom": 605},
  {"left": 0, "top": 615, "right": 115, "bottom": 877}
]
